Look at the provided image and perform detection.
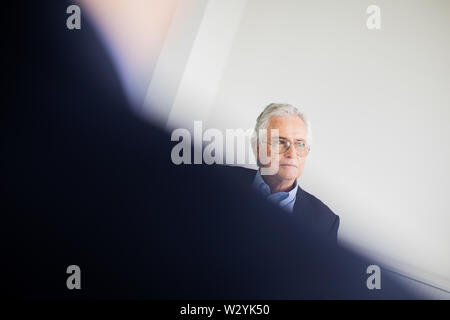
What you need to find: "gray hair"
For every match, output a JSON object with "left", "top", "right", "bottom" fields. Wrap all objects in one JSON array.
[{"left": 253, "top": 103, "right": 312, "bottom": 145}]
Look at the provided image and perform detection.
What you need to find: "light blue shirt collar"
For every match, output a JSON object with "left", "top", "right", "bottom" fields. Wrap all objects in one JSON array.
[{"left": 252, "top": 169, "right": 298, "bottom": 213}]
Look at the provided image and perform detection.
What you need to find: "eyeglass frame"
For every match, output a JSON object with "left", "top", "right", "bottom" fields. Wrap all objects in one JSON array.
[{"left": 262, "top": 136, "right": 311, "bottom": 157}]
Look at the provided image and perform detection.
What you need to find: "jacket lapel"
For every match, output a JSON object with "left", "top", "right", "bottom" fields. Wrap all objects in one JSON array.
[{"left": 292, "top": 186, "right": 303, "bottom": 217}]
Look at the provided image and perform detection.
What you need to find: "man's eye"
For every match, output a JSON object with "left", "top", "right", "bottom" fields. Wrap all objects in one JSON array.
[
  {"left": 298, "top": 142, "right": 305, "bottom": 147},
  {"left": 278, "top": 139, "right": 287, "bottom": 145}
]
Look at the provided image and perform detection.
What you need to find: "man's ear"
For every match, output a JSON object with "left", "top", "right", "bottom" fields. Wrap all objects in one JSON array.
[
  {"left": 256, "top": 144, "right": 260, "bottom": 167},
  {"left": 252, "top": 140, "right": 261, "bottom": 167}
]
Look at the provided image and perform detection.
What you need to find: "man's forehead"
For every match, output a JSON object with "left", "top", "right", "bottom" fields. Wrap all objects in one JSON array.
[{"left": 266, "top": 115, "right": 307, "bottom": 137}]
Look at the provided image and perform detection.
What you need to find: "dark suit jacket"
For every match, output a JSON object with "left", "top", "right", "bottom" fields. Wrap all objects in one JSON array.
[{"left": 224, "top": 166, "right": 340, "bottom": 245}]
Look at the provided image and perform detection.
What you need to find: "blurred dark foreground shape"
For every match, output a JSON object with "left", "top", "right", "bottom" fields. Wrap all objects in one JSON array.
[{"left": 0, "top": 1, "right": 418, "bottom": 299}]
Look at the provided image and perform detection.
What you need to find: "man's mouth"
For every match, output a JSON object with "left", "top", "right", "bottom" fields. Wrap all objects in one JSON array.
[{"left": 280, "top": 163, "right": 297, "bottom": 168}]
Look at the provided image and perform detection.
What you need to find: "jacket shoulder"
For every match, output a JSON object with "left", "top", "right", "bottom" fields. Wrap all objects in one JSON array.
[
  {"left": 295, "top": 187, "right": 340, "bottom": 240},
  {"left": 298, "top": 188, "right": 337, "bottom": 216}
]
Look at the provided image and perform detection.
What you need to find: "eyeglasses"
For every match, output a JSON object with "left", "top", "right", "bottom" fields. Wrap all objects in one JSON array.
[{"left": 267, "top": 137, "right": 310, "bottom": 157}]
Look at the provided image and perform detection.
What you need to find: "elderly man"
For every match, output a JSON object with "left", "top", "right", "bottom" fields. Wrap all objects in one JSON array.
[{"left": 233, "top": 103, "right": 340, "bottom": 244}]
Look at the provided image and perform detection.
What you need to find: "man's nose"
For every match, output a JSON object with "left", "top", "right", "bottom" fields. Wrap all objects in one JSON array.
[{"left": 285, "top": 143, "right": 296, "bottom": 158}]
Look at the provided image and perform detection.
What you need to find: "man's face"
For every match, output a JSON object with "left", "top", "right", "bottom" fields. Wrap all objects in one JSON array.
[{"left": 258, "top": 115, "right": 309, "bottom": 180}]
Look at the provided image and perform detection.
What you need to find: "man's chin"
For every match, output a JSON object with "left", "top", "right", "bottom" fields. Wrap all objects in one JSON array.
[{"left": 277, "top": 166, "right": 299, "bottom": 179}]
